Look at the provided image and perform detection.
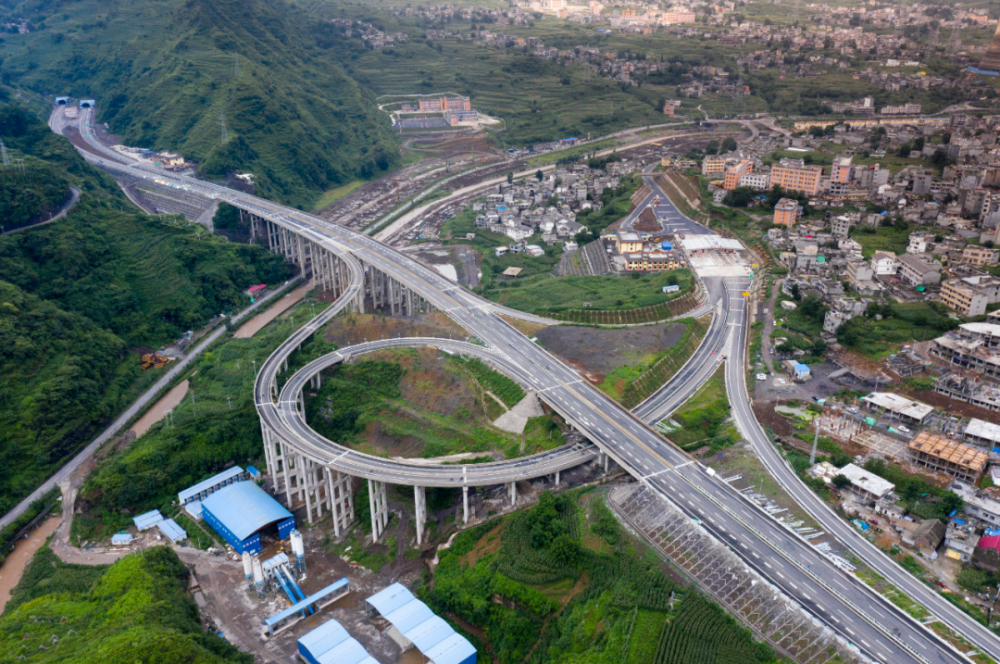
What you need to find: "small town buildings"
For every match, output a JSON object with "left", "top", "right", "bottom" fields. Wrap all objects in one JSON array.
[
  {"left": 723, "top": 160, "right": 753, "bottom": 190},
  {"left": 963, "top": 418, "right": 1000, "bottom": 450},
  {"left": 862, "top": 392, "right": 933, "bottom": 425}
]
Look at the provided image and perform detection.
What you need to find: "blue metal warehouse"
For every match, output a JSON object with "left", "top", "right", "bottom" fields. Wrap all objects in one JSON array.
[
  {"left": 298, "top": 619, "right": 379, "bottom": 664},
  {"left": 366, "top": 583, "right": 476, "bottom": 664},
  {"left": 201, "top": 481, "right": 294, "bottom": 555}
]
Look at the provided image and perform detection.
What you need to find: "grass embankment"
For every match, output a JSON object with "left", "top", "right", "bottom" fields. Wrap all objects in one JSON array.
[
  {"left": 526, "top": 138, "right": 622, "bottom": 167},
  {"left": 73, "top": 296, "right": 332, "bottom": 543},
  {"left": 426, "top": 489, "right": 777, "bottom": 664},
  {"left": 305, "top": 348, "right": 564, "bottom": 464},
  {"left": 600, "top": 315, "right": 711, "bottom": 407},
  {"left": 486, "top": 269, "right": 694, "bottom": 314},
  {"left": 655, "top": 364, "right": 739, "bottom": 455},
  {"left": 0, "top": 103, "right": 290, "bottom": 519},
  {"left": 312, "top": 180, "right": 365, "bottom": 211},
  {"left": 2, "top": 546, "right": 251, "bottom": 664}
]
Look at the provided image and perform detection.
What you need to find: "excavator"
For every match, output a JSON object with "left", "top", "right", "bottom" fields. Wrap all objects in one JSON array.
[{"left": 141, "top": 353, "right": 172, "bottom": 370}]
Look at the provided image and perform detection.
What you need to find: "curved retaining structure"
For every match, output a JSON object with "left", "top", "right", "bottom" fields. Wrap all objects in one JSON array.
[{"left": 272, "top": 337, "right": 598, "bottom": 486}]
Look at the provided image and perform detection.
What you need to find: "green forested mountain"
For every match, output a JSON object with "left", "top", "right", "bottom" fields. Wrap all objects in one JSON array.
[
  {"left": 0, "top": 0, "right": 398, "bottom": 208},
  {"left": 0, "top": 102, "right": 290, "bottom": 516},
  {"left": 2, "top": 545, "right": 252, "bottom": 663}
]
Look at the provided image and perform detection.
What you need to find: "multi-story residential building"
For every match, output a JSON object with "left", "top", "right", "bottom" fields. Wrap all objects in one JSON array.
[
  {"left": 773, "top": 198, "right": 800, "bottom": 227},
  {"left": 723, "top": 160, "right": 753, "bottom": 191},
  {"left": 701, "top": 155, "right": 727, "bottom": 176},
  {"left": 963, "top": 246, "right": 1000, "bottom": 267},
  {"left": 870, "top": 250, "right": 900, "bottom": 276},
  {"left": 907, "top": 232, "right": 933, "bottom": 254},
  {"left": 846, "top": 259, "right": 875, "bottom": 285},
  {"left": 830, "top": 154, "right": 852, "bottom": 186},
  {"left": 770, "top": 158, "right": 823, "bottom": 196},
  {"left": 941, "top": 279, "right": 990, "bottom": 316},
  {"left": 832, "top": 215, "right": 853, "bottom": 237},
  {"left": 615, "top": 231, "right": 643, "bottom": 254},
  {"left": 739, "top": 172, "right": 770, "bottom": 190},
  {"left": 897, "top": 253, "right": 942, "bottom": 286}
]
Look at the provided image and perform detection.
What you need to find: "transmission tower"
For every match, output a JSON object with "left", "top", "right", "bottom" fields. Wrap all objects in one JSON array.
[
  {"left": 0, "top": 139, "right": 8, "bottom": 166},
  {"left": 948, "top": 25, "right": 961, "bottom": 53},
  {"left": 220, "top": 113, "right": 230, "bottom": 144},
  {"left": 235, "top": 53, "right": 240, "bottom": 79},
  {"left": 499, "top": 36, "right": 506, "bottom": 61}
]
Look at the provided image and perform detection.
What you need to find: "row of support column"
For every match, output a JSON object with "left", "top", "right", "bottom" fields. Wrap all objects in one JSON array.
[
  {"left": 367, "top": 265, "right": 430, "bottom": 317},
  {"left": 368, "top": 479, "right": 390, "bottom": 542}
]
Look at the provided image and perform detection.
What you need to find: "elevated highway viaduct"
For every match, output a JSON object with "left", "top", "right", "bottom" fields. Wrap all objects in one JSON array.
[{"left": 60, "top": 105, "right": 987, "bottom": 664}]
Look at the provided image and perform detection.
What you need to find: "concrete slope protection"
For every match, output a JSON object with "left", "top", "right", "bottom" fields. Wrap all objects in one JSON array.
[{"left": 61, "top": 106, "right": 981, "bottom": 664}]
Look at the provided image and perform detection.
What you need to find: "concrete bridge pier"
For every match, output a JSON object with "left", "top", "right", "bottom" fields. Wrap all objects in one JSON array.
[
  {"left": 509, "top": 481, "right": 517, "bottom": 507},
  {"left": 414, "top": 486, "right": 427, "bottom": 546},
  {"left": 463, "top": 486, "right": 470, "bottom": 525},
  {"left": 368, "top": 479, "right": 390, "bottom": 542},
  {"left": 326, "top": 469, "right": 355, "bottom": 537},
  {"left": 554, "top": 471, "right": 560, "bottom": 487},
  {"left": 296, "top": 454, "right": 331, "bottom": 525}
]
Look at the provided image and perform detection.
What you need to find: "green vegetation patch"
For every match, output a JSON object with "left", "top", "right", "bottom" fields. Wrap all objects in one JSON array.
[
  {"left": 2, "top": 546, "right": 251, "bottom": 663},
  {"left": 427, "top": 490, "right": 776, "bottom": 664},
  {"left": 838, "top": 300, "right": 958, "bottom": 358},
  {"left": 657, "top": 364, "right": 738, "bottom": 455},
  {"left": 76, "top": 299, "right": 332, "bottom": 541},
  {"left": 0, "top": 0, "right": 399, "bottom": 208},
  {"left": 485, "top": 269, "right": 693, "bottom": 313},
  {"left": 0, "top": 104, "right": 290, "bottom": 518}
]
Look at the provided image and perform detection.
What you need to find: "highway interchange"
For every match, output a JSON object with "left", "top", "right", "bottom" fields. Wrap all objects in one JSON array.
[{"left": 57, "top": 105, "right": 996, "bottom": 664}]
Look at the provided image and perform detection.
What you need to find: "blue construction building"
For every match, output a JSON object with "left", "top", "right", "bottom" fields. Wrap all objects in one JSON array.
[{"left": 201, "top": 481, "right": 294, "bottom": 555}]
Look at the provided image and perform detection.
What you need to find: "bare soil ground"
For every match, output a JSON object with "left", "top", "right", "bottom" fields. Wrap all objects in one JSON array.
[
  {"left": 0, "top": 516, "right": 61, "bottom": 611},
  {"left": 322, "top": 312, "right": 467, "bottom": 347},
  {"left": 233, "top": 284, "right": 311, "bottom": 338},
  {"left": 536, "top": 322, "right": 687, "bottom": 379}
]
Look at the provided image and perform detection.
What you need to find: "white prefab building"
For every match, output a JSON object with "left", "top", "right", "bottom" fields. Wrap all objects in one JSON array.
[
  {"left": 837, "top": 463, "right": 895, "bottom": 504},
  {"left": 964, "top": 418, "right": 1000, "bottom": 450},
  {"left": 862, "top": 392, "right": 934, "bottom": 424}
]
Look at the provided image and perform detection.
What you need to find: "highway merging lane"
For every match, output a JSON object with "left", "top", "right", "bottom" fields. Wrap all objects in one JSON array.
[{"left": 63, "top": 106, "right": 975, "bottom": 664}]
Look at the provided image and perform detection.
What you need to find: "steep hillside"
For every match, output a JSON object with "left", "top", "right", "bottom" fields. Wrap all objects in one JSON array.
[
  {"left": 0, "top": 102, "right": 290, "bottom": 517},
  {"left": 0, "top": 0, "right": 398, "bottom": 208},
  {"left": 2, "top": 545, "right": 252, "bottom": 663}
]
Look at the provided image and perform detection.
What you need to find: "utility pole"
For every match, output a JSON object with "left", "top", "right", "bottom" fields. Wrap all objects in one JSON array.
[
  {"left": 0, "top": 139, "right": 8, "bottom": 166},
  {"left": 810, "top": 419, "right": 821, "bottom": 465},
  {"left": 221, "top": 113, "right": 230, "bottom": 144}
]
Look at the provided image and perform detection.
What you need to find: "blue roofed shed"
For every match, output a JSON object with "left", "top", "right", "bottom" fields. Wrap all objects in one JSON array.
[
  {"left": 793, "top": 363, "right": 811, "bottom": 380},
  {"left": 179, "top": 466, "right": 245, "bottom": 506},
  {"left": 133, "top": 510, "right": 163, "bottom": 531},
  {"left": 298, "top": 619, "right": 379, "bottom": 664},
  {"left": 366, "top": 583, "right": 476, "bottom": 664},
  {"left": 201, "top": 481, "right": 294, "bottom": 555},
  {"left": 157, "top": 518, "right": 187, "bottom": 543}
]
